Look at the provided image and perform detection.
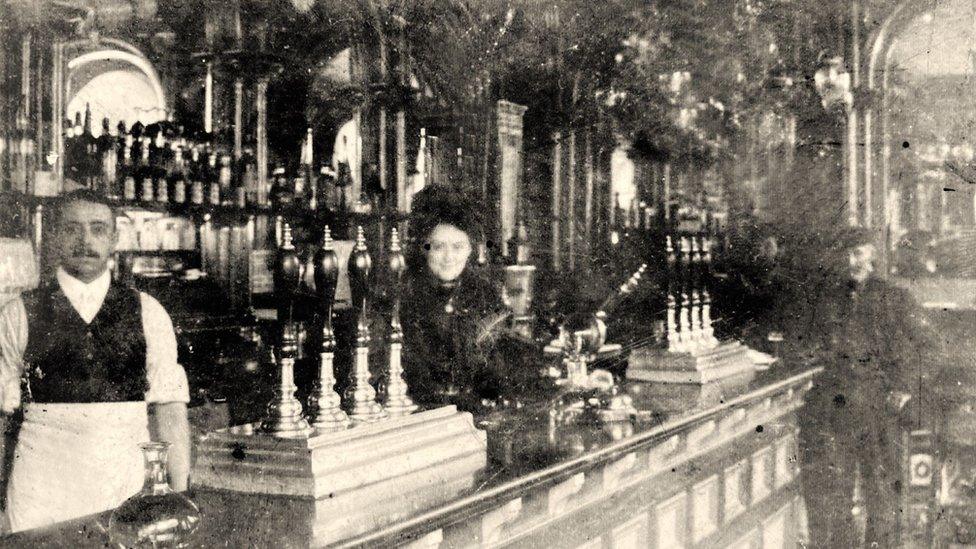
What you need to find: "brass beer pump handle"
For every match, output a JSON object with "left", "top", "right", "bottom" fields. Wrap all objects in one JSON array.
[
  {"left": 262, "top": 223, "right": 312, "bottom": 438},
  {"left": 388, "top": 228, "right": 405, "bottom": 342},
  {"left": 344, "top": 226, "right": 387, "bottom": 423},
  {"left": 348, "top": 226, "right": 372, "bottom": 342},
  {"left": 381, "top": 228, "right": 417, "bottom": 416},
  {"left": 308, "top": 225, "right": 350, "bottom": 431},
  {"left": 313, "top": 226, "right": 340, "bottom": 348}
]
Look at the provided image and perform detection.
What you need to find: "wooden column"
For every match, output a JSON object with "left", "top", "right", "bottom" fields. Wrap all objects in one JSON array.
[
  {"left": 256, "top": 77, "right": 268, "bottom": 204},
  {"left": 566, "top": 129, "right": 577, "bottom": 270},
  {"left": 233, "top": 78, "right": 243, "bottom": 159},
  {"left": 395, "top": 111, "right": 407, "bottom": 212},
  {"left": 51, "top": 41, "right": 64, "bottom": 188},
  {"left": 378, "top": 69, "right": 388, "bottom": 199},
  {"left": 204, "top": 61, "right": 214, "bottom": 134},
  {"left": 395, "top": 16, "right": 408, "bottom": 214},
  {"left": 662, "top": 163, "right": 672, "bottom": 224},
  {"left": 34, "top": 43, "right": 44, "bottom": 172},
  {"left": 495, "top": 100, "right": 527, "bottom": 258},
  {"left": 551, "top": 133, "right": 562, "bottom": 271},
  {"left": 583, "top": 132, "right": 594, "bottom": 259},
  {"left": 847, "top": 109, "right": 859, "bottom": 225},
  {"left": 21, "top": 32, "right": 31, "bottom": 119},
  {"left": 607, "top": 148, "right": 616, "bottom": 231}
]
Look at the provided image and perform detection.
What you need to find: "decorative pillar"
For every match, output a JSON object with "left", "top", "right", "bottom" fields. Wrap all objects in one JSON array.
[
  {"left": 52, "top": 41, "right": 65, "bottom": 188},
  {"left": 233, "top": 78, "right": 243, "bottom": 160},
  {"left": 496, "top": 100, "right": 528, "bottom": 258},
  {"left": 378, "top": 39, "right": 388, "bottom": 198},
  {"left": 583, "top": 132, "right": 594, "bottom": 257},
  {"left": 566, "top": 128, "right": 577, "bottom": 270},
  {"left": 256, "top": 77, "right": 268, "bottom": 205},
  {"left": 395, "top": 110, "right": 407, "bottom": 213},
  {"left": 551, "top": 133, "right": 562, "bottom": 270},
  {"left": 204, "top": 61, "right": 214, "bottom": 134}
]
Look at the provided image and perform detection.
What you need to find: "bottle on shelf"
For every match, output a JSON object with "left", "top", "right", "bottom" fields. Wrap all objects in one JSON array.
[
  {"left": 270, "top": 165, "right": 293, "bottom": 209},
  {"left": 318, "top": 165, "right": 336, "bottom": 211},
  {"left": 207, "top": 149, "right": 221, "bottom": 206},
  {"left": 98, "top": 118, "right": 118, "bottom": 197},
  {"left": 190, "top": 145, "right": 205, "bottom": 206},
  {"left": 218, "top": 154, "right": 235, "bottom": 207},
  {"left": 172, "top": 139, "right": 187, "bottom": 205},
  {"left": 116, "top": 121, "right": 131, "bottom": 199},
  {"left": 9, "top": 105, "right": 33, "bottom": 193},
  {"left": 300, "top": 127, "right": 317, "bottom": 210},
  {"left": 335, "top": 139, "right": 352, "bottom": 215},
  {"left": 241, "top": 148, "right": 259, "bottom": 207},
  {"left": 72, "top": 111, "right": 83, "bottom": 141},
  {"left": 82, "top": 104, "right": 98, "bottom": 187}
]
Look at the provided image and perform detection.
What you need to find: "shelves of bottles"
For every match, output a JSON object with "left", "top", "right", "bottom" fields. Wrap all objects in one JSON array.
[{"left": 2, "top": 191, "right": 407, "bottom": 228}]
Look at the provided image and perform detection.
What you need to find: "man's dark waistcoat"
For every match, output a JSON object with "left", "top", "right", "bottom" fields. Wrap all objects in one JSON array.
[{"left": 21, "top": 283, "right": 148, "bottom": 403}]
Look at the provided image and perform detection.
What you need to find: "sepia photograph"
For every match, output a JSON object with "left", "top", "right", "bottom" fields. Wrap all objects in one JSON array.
[{"left": 0, "top": 0, "right": 973, "bottom": 546}]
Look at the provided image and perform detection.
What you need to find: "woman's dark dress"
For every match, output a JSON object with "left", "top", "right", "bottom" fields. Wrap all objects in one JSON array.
[{"left": 399, "top": 270, "right": 543, "bottom": 410}]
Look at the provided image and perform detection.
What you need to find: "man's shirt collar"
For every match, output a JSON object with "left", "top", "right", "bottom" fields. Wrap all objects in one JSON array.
[{"left": 56, "top": 267, "right": 111, "bottom": 323}]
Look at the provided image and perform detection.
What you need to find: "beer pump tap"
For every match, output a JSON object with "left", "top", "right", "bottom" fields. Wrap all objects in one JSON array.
[
  {"left": 663, "top": 236, "right": 677, "bottom": 351},
  {"left": 261, "top": 224, "right": 313, "bottom": 438},
  {"left": 676, "top": 236, "right": 692, "bottom": 353},
  {"left": 307, "top": 226, "right": 351, "bottom": 431},
  {"left": 689, "top": 236, "right": 703, "bottom": 350},
  {"left": 343, "top": 226, "right": 388, "bottom": 423},
  {"left": 379, "top": 228, "right": 418, "bottom": 416},
  {"left": 699, "top": 236, "right": 719, "bottom": 347}
]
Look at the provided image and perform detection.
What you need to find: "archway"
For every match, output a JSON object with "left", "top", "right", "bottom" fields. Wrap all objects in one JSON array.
[
  {"left": 52, "top": 37, "right": 167, "bottom": 182},
  {"left": 863, "top": 0, "right": 976, "bottom": 280}
]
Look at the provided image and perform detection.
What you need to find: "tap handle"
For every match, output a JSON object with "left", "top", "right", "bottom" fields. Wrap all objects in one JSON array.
[
  {"left": 274, "top": 223, "right": 301, "bottom": 323},
  {"left": 347, "top": 226, "right": 371, "bottom": 315},
  {"left": 313, "top": 226, "right": 340, "bottom": 310}
]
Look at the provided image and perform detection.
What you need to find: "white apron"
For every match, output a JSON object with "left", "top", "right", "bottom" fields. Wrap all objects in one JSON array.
[{"left": 6, "top": 401, "right": 150, "bottom": 533}]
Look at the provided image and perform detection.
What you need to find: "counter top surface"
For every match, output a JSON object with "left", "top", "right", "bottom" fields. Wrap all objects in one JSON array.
[{"left": 0, "top": 364, "right": 820, "bottom": 548}]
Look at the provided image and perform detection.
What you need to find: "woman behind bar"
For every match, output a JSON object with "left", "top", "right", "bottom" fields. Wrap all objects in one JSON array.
[{"left": 399, "top": 186, "right": 542, "bottom": 410}]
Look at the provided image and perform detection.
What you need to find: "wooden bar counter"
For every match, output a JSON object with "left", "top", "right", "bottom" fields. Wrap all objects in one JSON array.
[{"left": 1, "top": 366, "right": 819, "bottom": 548}]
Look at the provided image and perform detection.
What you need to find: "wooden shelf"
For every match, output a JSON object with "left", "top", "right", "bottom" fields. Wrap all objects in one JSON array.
[{"left": 1, "top": 191, "right": 409, "bottom": 229}]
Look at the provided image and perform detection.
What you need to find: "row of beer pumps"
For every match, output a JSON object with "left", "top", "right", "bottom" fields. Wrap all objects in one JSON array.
[
  {"left": 664, "top": 234, "right": 719, "bottom": 353},
  {"left": 260, "top": 223, "right": 416, "bottom": 438},
  {"left": 254, "top": 219, "right": 721, "bottom": 436}
]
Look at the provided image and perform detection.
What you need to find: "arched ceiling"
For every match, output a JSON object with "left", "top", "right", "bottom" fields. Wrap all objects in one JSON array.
[{"left": 889, "top": 0, "right": 976, "bottom": 76}]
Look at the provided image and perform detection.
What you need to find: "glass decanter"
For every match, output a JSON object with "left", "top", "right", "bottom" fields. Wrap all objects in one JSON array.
[{"left": 108, "top": 442, "right": 201, "bottom": 548}]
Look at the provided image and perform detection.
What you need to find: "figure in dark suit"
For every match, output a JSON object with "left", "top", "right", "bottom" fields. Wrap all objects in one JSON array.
[{"left": 797, "top": 228, "right": 941, "bottom": 547}]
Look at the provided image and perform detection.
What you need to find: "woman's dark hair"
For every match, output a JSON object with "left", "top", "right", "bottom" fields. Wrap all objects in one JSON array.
[{"left": 409, "top": 185, "right": 485, "bottom": 244}]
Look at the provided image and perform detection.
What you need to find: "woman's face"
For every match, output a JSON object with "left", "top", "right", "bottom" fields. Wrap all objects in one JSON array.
[{"left": 426, "top": 223, "right": 472, "bottom": 282}]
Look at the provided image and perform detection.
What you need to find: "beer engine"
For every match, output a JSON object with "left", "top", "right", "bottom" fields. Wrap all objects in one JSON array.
[
  {"left": 627, "top": 232, "right": 755, "bottom": 393},
  {"left": 544, "top": 265, "right": 647, "bottom": 422},
  {"left": 378, "top": 228, "right": 418, "bottom": 416},
  {"left": 194, "top": 224, "right": 488, "bottom": 546},
  {"left": 259, "top": 224, "right": 312, "bottom": 438},
  {"left": 699, "top": 236, "right": 719, "bottom": 347},
  {"left": 343, "top": 226, "right": 388, "bottom": 423},
  {"left": 306, "top": 226, "right": 350, "bottom": 431}
]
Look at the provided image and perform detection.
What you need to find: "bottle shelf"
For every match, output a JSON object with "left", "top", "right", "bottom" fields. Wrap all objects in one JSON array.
[{"left": 2, "top": 190, "right": 408, "bottom": 231}]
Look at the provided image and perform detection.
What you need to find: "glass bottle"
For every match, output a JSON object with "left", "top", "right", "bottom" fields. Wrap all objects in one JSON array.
[{"left": 108, "top": 442, "right": 201, "bottom": 548}]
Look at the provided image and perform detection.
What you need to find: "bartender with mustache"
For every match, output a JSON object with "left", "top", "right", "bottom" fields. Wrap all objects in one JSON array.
[{"left": 0, "top": 189, "right": 190, "bottom": 532}]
